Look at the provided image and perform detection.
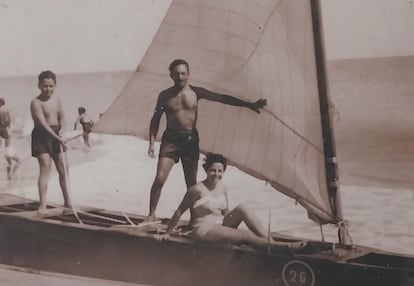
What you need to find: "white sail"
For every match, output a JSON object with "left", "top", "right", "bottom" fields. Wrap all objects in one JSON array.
[{"left": 94, "top": 0, "right": 335, "bottom": 223}]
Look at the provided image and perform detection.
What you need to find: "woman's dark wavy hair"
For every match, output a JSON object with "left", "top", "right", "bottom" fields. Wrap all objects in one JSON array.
[{"left": 202, "top": 153, "right": 228, "bottom": 171}]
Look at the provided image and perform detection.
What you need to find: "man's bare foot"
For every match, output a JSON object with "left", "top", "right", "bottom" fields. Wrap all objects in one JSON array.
[
  {"left": 144, "top": 215, "right": 158, "bottom": 223},
  {"left": 64, "top": 203, "right": 72, "bottom": 209},
  {"left": 37, "top": 207, "right": 49, "bottom": 216}
]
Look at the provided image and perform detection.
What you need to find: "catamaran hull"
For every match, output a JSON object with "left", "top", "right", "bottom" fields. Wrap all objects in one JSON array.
[{"left": 0, "top": 211, "right": 413, "bottom": 286}]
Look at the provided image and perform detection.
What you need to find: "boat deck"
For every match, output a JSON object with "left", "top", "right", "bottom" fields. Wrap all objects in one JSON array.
[{"left": 0, "top": 193, "right": 412, "bottom": 265}]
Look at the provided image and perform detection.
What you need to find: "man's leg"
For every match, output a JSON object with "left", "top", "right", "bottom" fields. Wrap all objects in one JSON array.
[
  {"left": 37, "top": 154, "right": 52, "bottom": 214},
  {"left": 181, "top": 156, "right": 198, "bottom": 226},
  {"left": 148, "top": 157, "right": 175, "bottom": 219},
  {"left": 181, "top": 156, "right": 198, "bottom": 188},
  {"left": 53, "top": 153, "right": 72, "bottom": 208}
]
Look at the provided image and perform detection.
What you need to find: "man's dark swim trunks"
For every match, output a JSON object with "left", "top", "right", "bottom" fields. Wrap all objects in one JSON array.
[
  {"left": 31, "top": 126, "right": 63, "bottom": 157},
  {"left": 159, "top": 129, "right": 199, "bottom": 163}
]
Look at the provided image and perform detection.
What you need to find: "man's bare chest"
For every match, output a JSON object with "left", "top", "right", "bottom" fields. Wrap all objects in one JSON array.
[{"left": 165, "top": 90, "right": 198, "bottom": 111}]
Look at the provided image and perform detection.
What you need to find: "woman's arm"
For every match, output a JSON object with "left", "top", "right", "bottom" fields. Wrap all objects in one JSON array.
[
  {"left": 165, "top": 189, "right": 199, "bottom": 234},
  {"left": 222, "top": 186, "right": 230, "bottom": 216}
]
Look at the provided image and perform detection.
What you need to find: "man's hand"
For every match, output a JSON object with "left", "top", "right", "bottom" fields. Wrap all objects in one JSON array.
[
  {"left": 249, "top": 98, "right": 267, "bottom": 113},
  {"left": 148, "top": 144, "right": 156, "bottom": 158}
]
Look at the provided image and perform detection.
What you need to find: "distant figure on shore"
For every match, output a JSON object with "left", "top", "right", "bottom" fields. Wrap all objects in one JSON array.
[
  {"left": 158, "top": 153, "right": 307, "bottom": 251},
  {"left": 30, "top": 71, "right": 71, "bottom": 214},
  {"left": 74, "top": 107, "right": 94, "bottom": 148},
  {"left": 147, "top": 59, "right": 267, "bottom": 221},
  {"left": 0, "top": 98, "right": 11, "bottom": 142},
  {"left": 4, "top": 144, "right": 21, "bottom": 180},
  {"left": 0, "top": 98, "right": 20, "bottom": 179}
]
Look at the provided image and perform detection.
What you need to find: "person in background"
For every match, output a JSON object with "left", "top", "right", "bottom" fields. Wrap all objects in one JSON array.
[
  {"left": 0, "top": 98, "right": 20, "bottom": 179},
  {"left": 147, "top": 59, "right": 267, "bottom": 221},
  {"left": 30, "top": 70, "right": 71, "bottom": 214},
  {"left": 74, "top": 107, "right": 94, "bottom": 148},
  {"left": 0, "top": 97, "right": 11, "bottom": 145},
  {"left": 159, "top": 153, "right": 307, "bottom": 251}
]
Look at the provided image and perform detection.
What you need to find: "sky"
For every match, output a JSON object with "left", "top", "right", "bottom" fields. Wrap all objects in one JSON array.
[{"left": 0, "top": 0, "right": 413, "bottom": 77}]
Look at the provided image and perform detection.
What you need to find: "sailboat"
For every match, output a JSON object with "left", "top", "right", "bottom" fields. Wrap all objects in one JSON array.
[{"left": 0, "top": 0, "right": 413, "bottom": 285}]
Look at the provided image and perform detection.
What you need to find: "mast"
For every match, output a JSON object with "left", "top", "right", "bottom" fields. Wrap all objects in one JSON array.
[{"left": 310, "top": 0, "right": 347, "bottom": 234}]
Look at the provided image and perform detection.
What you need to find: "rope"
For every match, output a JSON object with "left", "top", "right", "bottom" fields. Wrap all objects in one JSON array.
[
  {"left": 319, "top": 224, "right": 325, "bottom": 242},
  {"left": 45, "top": 202, "right": 127, "bottom": 224},
  {"left": 60, "top": 143, "right": 83, "bottom": 225},
  {"left": 271, "top": 222, "right": 319, "bottom": 235}
]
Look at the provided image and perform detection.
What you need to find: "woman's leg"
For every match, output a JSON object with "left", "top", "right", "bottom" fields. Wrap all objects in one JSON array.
[
  {"left": 201, "top": 224, "right": 306, "bottom": 251},
  {"left": 223, "top": 203, "right": 268, "bottom": 237},
  {"left": 219, "top": 204, "right": 307, "bottom": 250}
]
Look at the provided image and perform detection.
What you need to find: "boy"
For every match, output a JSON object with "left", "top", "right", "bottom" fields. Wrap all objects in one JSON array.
[{"left": 30, "top": 70, "right": 71, "bottom": 214}]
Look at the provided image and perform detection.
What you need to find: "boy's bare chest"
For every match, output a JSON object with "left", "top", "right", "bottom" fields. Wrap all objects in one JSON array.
[{"left": 40, "top": 98, "right": 59, "bottom": 115}]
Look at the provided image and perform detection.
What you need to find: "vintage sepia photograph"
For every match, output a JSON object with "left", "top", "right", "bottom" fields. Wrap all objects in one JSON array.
[{"left": 0, "top": 0, "right": 413, "bottom": 285}]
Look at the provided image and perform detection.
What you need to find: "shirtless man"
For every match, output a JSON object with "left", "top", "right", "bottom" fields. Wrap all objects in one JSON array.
[
  {"left": 147, "top": 59, "right": 267, "bottom": 220},
  {"left": 30, "top": 71, "right": 71, "bottom": 214}
]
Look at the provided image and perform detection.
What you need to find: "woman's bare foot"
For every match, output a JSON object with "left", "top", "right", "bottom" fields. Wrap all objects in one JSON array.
[{"left": 288, "top": 241, "right": 308, "bottom": 250}]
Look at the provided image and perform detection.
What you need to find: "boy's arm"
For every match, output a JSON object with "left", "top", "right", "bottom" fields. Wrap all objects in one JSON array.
[
  {"left": 74, "top": 116, "right": 80, "bottom": 130},
  {"left": 57, "top": 99, "right": 66, "bottom": 135}
]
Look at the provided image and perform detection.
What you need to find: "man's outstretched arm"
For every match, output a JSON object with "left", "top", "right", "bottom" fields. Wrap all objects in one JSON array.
[{"left": 196, "top": 86, "right": 267, "bottom": 113}]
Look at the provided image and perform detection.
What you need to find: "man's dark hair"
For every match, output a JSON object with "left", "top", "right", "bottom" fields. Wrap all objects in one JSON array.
[
  {"left": 169, "top": 59, "right": 189, "bottom": 73},
  {"left": 0, "top": 98, "right": 5, "bottom": 106},
  {"left": 38, "top": 70, "right": 56, "bottom": 84},
  {"left": 202, "top": 153, "right": 228, "bottom": 171},
  {"left": 78, "top": 107, "right": 86, "bottom": 114}
]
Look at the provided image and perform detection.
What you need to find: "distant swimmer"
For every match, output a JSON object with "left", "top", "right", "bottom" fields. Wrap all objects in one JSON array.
[
  {"left": 30, "top": 70, "right": 71, "bottom": 215},
  {"left": 74, "top": 107, "right": 94, "bottom": 148}
]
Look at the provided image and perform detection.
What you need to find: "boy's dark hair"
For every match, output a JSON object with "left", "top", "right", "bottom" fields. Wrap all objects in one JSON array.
[
  {"left": 38, "top": 70, "right": 56, "bottom": 84},
  {"left": 78, "top": 107, "right": 86, "bottom": 113},
  {"left": 202, "top": 153, "right": 228, "bottom": 171},
  {"left": 169, "top": 59, "right": 189, "bottom": 73},
  {"left": 0, "top": 98, "right": 5, "bottom": 106}
]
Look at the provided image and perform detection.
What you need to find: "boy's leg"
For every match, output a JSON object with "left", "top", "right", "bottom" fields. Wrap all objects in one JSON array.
[
  {"left": 37, "top": 154, "right": 52, "bottom": 213},
  {"left": 53, "top": 153, "right": 72, "bottom": 208}
]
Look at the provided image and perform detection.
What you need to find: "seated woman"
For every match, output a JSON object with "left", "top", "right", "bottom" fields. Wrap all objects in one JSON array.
[{"left": 159, "top": 153, "right": 306, "bottom": 251}]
